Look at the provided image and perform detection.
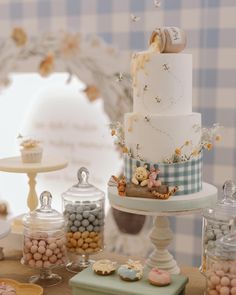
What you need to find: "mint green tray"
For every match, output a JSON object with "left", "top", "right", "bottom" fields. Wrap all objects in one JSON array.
[{"left": 70, "top": 266, "right": 188, "bottom": 295}]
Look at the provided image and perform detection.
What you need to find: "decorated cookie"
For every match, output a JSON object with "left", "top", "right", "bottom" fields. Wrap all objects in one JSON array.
[
  {"left": 0, "top": 283, "right": 16, "bottom": 295},
  {"left": 92, "top": 259, "right": 117, "bottom": 276},
  {"left": 148, "top": 267, "right": 171, "bottom": 286},
  {"left": 118, "top": 260, "right": 143, "bottom": 282}
]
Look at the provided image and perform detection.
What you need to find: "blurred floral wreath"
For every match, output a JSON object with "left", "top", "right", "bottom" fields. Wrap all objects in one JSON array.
[{"left": 0, "top": 27, "right": 132, "bottom": 121}]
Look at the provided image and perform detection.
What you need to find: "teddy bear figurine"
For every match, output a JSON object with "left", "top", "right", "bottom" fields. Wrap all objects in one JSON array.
[
  {"left": 148, "top": 166, "right": 162, "bottom": 189},
  {"left": 132, "top": 165, "right": 149, "bottom": 187}
]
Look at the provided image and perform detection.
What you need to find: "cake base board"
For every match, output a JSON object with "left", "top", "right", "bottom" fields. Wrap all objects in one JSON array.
[
  {"left": 70, "top": 266, "right": 188, "bottom": 295},
  {"left": 108, "top": 182, "right": 217, "bottom": 216}
]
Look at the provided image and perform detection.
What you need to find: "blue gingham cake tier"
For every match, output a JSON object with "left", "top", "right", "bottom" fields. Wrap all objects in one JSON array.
[{"left": 124, "top": 153, "right": 202, "bottom": 195}]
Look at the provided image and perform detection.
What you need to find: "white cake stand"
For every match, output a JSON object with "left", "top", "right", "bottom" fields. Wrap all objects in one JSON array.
[
  {"left": 108, "top": 182, "right": 217, "bottom": 274},
  {"left": 0, "top": 156, "right": 68, "bottom": 211}
]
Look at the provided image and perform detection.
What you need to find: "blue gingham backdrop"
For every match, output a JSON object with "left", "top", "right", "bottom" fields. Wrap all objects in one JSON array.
[{"left": 0, "top": 0, "right": 235, "bottom": 266}]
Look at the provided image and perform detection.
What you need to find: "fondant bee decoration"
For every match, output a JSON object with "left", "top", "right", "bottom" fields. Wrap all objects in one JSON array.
[
  {"left": 116, "top": 72, "right": 124, "bottom": 82},
  {"left": 143, "top": 85, "right": 148, "bottom": 91},
  {"left": 131, "top": 14, "right": 141, "bottom": 22},
  {"left": 162, "top": 63, "right": 170, "bottom": 71},
  {"left": 144, "top": 115, "right": 150, "bottom": 122},
  {"left": 154, "top": 0, "right": 161, "bottom": 7},
  {"left": 155, "top": 96, "right": 161, "bottom": 103}
]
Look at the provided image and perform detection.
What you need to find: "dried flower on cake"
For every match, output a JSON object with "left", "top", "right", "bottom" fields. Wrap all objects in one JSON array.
[
  {"left": 164, "top": 123, "right": 222, "bottom": 164},
  {"left": 109, "top": 122, "right": 126, "bottom": 152},
  {"left": 84, "top": 85, "right": 100, "bottom": 102},
  {"left": 11, "top": 27, "right": 27, "bottom": 46},
  {"left": 39, "top": 53, "right": 54, "bottom": 77},
  {"left": 175, "top": 148, "right": 181, "bottom": 156}
]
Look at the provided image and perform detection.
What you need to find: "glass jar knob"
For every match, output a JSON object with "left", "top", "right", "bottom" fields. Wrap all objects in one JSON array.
[
  {"left": 39, "top": 191, "right": 52, "bottom": 211},
  {"left": 222, "top": 180, "right": 236, "bottom": 204},
  {"left": 77, "top": 167, "right": 89, "bottom": 186}
]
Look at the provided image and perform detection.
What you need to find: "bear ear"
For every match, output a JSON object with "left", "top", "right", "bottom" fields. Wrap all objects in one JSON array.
[{"left": 144, "top": 164, "right": 148, "bottom": 170}]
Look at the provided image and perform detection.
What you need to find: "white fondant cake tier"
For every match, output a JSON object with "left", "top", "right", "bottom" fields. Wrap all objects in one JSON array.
[
  {"left": 124, "top": 112, "right": 201, "bottom": 163},
  {"left": 108, "top": 183, "right": 218, "bottom": 215},
  {"left": 132, "top": 53, "right": 192, "bottom": 115}
]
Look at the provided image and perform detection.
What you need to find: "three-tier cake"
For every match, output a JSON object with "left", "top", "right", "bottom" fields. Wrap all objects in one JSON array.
[{"left": 109, "top": 27, "right": 220, "bottom": 202}]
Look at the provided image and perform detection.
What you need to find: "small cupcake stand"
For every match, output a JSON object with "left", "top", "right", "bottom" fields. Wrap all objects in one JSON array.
[
  {"left": 0, "top": 156, "right": 68, "bottom": 211},
  {"left": 108, "top": 182, "right": 217, "bottom": 275}
]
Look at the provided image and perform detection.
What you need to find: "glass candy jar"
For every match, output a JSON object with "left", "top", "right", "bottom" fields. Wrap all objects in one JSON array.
[
  {"left": 201, "top": 180, "right": 236, "bottom": 274},
  {"left": 62, "top": 167, "right": 105, "bottom": 273},
  {"left": 206, "top": 233, "right": 236, "bottom": 295},
  {"left": 22, "top": 191, "right": 67, "bottom": 287}
]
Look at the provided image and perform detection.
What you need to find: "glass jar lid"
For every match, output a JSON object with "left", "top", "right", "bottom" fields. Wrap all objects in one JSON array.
[
  {"left": 62, "top": 167, "right": 105, "bottom": 202},
  {"left": 208, "top": 232, "right": 236, "bottom": 260},
  {"left": 203, "top": 180, "right": 236, "bottom": 222},
  {"left": 23, "top": 191, "right": 65, "bottom": 230}
]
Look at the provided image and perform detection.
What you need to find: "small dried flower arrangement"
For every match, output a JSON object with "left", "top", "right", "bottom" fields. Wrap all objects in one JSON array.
[
  {"left": 0, "top": 27, "right": 132, "bottom": 122},
  {"left": 164, "top": 123, "right": 222, "bottom": 164},
  {"left": 109, "top": 122, "right": 129, "bottom": 154}
]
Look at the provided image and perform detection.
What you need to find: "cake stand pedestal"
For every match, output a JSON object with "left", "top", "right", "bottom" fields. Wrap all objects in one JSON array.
[{"left": 108, "top": 182, "right": 217, "bottom": 274}]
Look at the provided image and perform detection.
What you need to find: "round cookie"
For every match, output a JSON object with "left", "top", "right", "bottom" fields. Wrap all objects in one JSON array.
[
  {"left": 92, "top": 259, "right": 117, "bottom": 276},
  {"left": 118, "top": 260, "right": 143, "bottom": 282},
  {"left": 148, "top": 267, "right": 171, "bottom": 286}
]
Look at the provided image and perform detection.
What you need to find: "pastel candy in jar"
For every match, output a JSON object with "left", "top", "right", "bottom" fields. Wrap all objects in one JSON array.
[
  {"left": 202, "top": 180, "right": 236, "bottom": 273},
  {"left": 206, "top": 233, "right": 236, "bottom": 295},
  {"left": 22, "top": 191, "right": 67, "bottom": 286},
  {"left": 62, "top": 167, "right": 105, "bottom": 273}
]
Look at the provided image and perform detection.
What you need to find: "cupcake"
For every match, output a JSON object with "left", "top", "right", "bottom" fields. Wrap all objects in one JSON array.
[
  {"left": 19, "top": 137, "right": 43, "bottom": 163},
  {"left": 118, "top": 259, "right": 143, "bottom": 282},
  {"left": 0, "top": 283, "right": 16, "bottom": 295},
  {"left": 92, "top": 259, "right": 117, "bottom": 276},
  {"left": 148, "top": 267, "right": 171, "bottom": 286}
]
